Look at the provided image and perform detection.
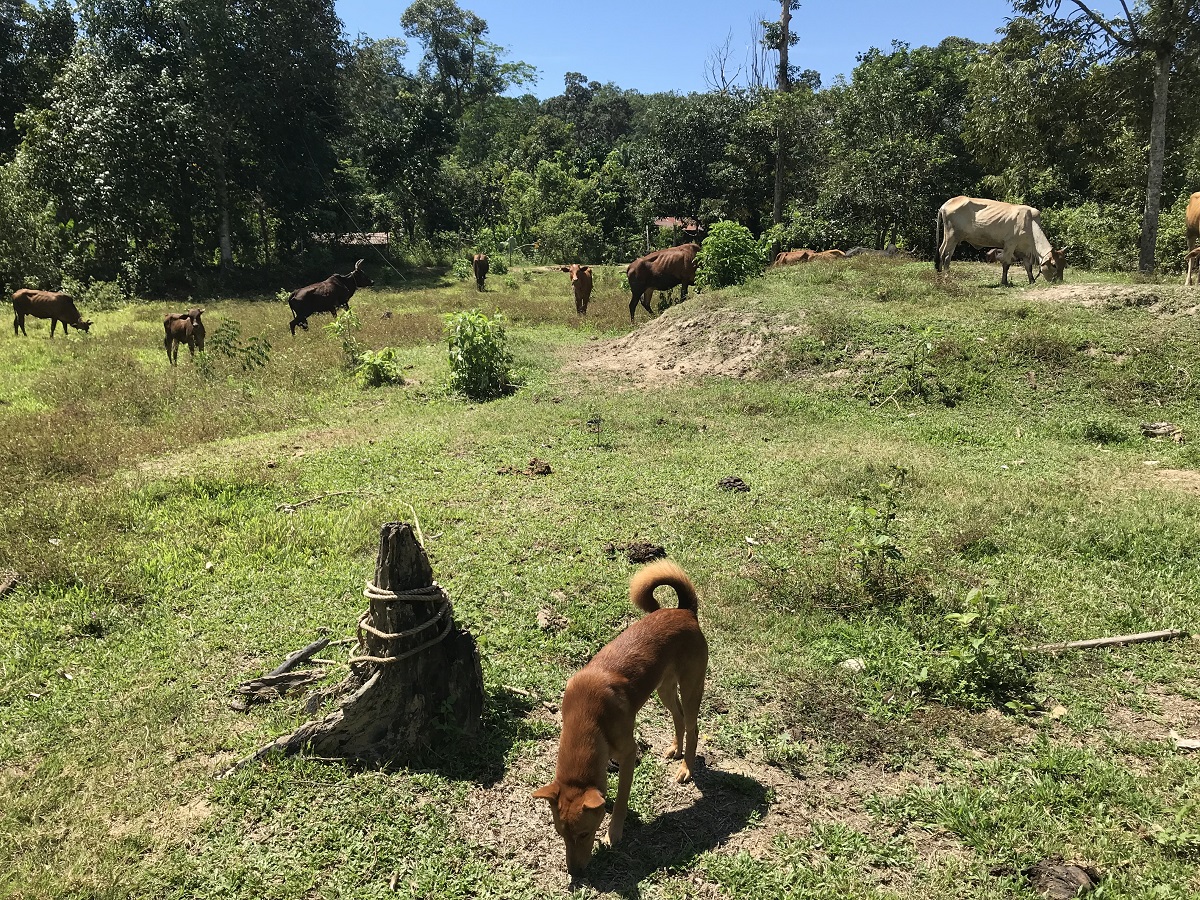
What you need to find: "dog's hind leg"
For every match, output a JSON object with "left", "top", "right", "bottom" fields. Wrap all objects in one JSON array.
[
  {"left": 657, "top": 674, "right": 685, "bottom": 761},
  {"left": 676, "top": 673, "right": 705, "bottom": 783}
]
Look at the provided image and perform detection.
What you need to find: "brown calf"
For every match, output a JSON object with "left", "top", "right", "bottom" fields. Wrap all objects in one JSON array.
[
  {"left": 626, "top": 244, "right": 700, "bottom": 324},
  {"left": 560, "top": 265, "right": 594, "bottom": 315},
  {"left": 771, "top": 249, "right": 815, "bottom": 267},
  {"left": 472, "top": 253, "right": 489, "bottom": 291},
  {"left": 164, "top": 308, "right": 206, "bottom": 365},
  {"left": 1186, "top": 192, "right": 1200, "bottom": 287},
  {"left": 11, "top": 289, "right": 92, "bottom": 337}
]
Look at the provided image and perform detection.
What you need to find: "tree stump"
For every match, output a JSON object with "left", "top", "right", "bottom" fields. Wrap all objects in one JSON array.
[{"left": 229, "top": 522, "right": 483, "bottom": 770}]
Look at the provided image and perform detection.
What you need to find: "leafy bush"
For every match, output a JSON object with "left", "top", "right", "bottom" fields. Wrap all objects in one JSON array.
[
  {"left": 698, "top": 220, "right": 764, "bottom": 288},
  {"left": 0, "top": 153, "right": 62, "bottom": 289},
  {"left": 325, "top": 308, "right": 363, "bottom": 368},
  {"left": 196, "top": 319, "right": 271, "bottom": 378},
  {"left": 1040, "top": 202, "right": 1140, "bottom": 273},
  {"left": 919, "top": 587, "right": 1035, "bottom": 711},
  {"left": 354, "top": 348, "right": 404, "bottom": 389},
  {"left": 1081, "top": 419, "right": 1128, "bottom": 445},
  {"left": 445, "top": 309, "right": 514, "bottom": 400},
  {"left": 451, "top": 258, "right": 471, "bottom": 281},
  {"left": 490, "top": 256, "right": 508, "bottom": 276},
  {"left": 847, "top": 467, "right": 908, "bottom": 594}
]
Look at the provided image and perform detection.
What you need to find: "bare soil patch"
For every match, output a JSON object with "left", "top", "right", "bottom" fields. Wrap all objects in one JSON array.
[
  {"left": 1034, "top": 283, "right": 1200, "bottom": 315},
  {"left": 571, "top": 305, "right": 802, "bottom": 386},
  {"left": 453, "top": 715, "right": 967, "bottom": 895},
  {"left": 1149, "top": 469, "right": 1200, "bottom": 497}
]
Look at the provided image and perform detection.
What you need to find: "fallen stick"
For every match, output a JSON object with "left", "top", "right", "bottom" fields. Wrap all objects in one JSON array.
[
  {"left": 275, "top": 491, "right": 371, "bottom": 514},
  {"left": 268, "top": 638, "right": 331, "bottom": 676},
  {"left": 1026, "top": 629, "right": 1189, "bottom": 654}
]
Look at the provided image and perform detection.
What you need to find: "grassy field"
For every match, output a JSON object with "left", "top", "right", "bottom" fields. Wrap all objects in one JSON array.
[{"left": 1, "top": 260, "right": 1198, "bottom": 899}]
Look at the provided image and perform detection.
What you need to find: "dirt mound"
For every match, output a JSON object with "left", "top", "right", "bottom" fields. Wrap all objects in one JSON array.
[
  {"left": 1034, "top": 283, "right": 1200, "bottom": 314},
  {"left": 571, "top": 305, "right": 802, "bottom": 386}
]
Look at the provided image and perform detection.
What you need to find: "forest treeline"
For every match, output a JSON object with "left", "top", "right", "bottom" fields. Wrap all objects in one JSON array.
[{"left": 1, "top": 0, "right": 1198, "bottom": 297}]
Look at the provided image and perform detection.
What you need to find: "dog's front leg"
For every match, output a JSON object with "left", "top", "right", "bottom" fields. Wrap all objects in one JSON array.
[{"left": 606, "top": 747, "right": 638, "bottom": 846}]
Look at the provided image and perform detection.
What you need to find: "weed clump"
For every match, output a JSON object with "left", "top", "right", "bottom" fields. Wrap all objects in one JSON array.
[{"left": 445, "top": 308, "right": 514, "bottom": 400}]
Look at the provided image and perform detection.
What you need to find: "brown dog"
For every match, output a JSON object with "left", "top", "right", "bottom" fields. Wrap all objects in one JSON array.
[{"left": 533, "top": 560, "right": 707, "bottom": 877}]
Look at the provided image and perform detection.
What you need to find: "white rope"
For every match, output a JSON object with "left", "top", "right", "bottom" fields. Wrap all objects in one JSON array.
[
  {"left": 356, "top": 603, "right": 449, "bottom": 642},
  {"left": 363, "top": 580, "right": 444, "bottom": 602}
]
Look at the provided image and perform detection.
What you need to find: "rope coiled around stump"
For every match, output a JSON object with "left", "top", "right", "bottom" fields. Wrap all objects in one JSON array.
[{"left": 348, "top": 581, "right": 454, "bottom": 668}]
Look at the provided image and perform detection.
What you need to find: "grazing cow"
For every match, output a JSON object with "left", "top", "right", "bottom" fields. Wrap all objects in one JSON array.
[
  {"left": 626, "top": 243, "right": 700, "bottom": 323},
  {"left": 287, "top": 259, "right": 372, "bottom": 336},
  {"left": 163, "top": 308, "right": 206, "bottom": 365},
  {"left": 935, "top": 196, "right": 1067, "bottom": 286},
  {"left": 560, "top": 264, "right": 594, "bottom": 315},
  {"left": 11, "top": 289, "right": 92, "bottom": 337},
  {"left": 1185, "top": 192, "right": 1200, "bottom": 287},
  {"left": 472, "top": 253, "right": 489, "bottom": 291}
]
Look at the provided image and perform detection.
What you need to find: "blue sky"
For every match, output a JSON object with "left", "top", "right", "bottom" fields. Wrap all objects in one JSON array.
[{"left": 334, "top": 1, "right": 1124, "bottom": 97}]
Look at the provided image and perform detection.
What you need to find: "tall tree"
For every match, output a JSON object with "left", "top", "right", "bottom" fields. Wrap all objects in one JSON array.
[
  {"left": 400, "top": 0, "right": 533, "bottom": 119},
  {"left": 0, "top": 0, "right": 74, "bottom": 158},
  {"left": 766, "top": 1, "right": 800, "bottom": 225},
  {"left": 1015, "top": 0, "right": 1200, "bottom": 271}
]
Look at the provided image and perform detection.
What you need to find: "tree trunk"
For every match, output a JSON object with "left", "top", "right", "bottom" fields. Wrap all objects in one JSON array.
[
  {"left": 772, "top": 1, "right": 792, "bottom": 227},
  {"left": 1138, "top": 47, "right": 1172, "bottom": 273},
  {"left": 225, "top": 523, "right": 484, "bottom": 772}
]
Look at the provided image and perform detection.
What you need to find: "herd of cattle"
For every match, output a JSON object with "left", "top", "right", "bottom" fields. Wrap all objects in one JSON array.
[{"left": 8, "top": 194, "right": 1200, "bottom": 352}]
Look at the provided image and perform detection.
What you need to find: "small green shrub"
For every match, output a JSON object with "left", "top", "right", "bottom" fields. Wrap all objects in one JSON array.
[
  {"left": 1081, "top": 419, "right": 1128, "bottom": 445},
  {"left": 919, "top": 586, "right": 1035, "bottom": 711},
  {"left": 197, "top": 319, "right": 271, "bottom": 378},
  {"left": 325, "top": 308, "right": 363, "bottom": 368},
  {"left": 445, "top": 309, "right": 514, "bottom": 400},
  {"left": 490, "top": 256, "right": 508, "bottom": 276},
  {"left": 354, "top": 348, "right": 405, "bottom": 389},
  {"left": 451, "top": 259, "right": 471, "bottom": 281},
  {"left": 698, "top": 220, "right": 764, "bottom": 288},
  {"left": 502, "top": 274, "right": 518, "bottom": 291},
  {"left": 848, "top": 466, "right": 907, "bottom": 594}
]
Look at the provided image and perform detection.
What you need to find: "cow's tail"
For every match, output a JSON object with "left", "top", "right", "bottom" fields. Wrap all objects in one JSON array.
[{"left": 933, "top": 209, "right": 943, "bottom": 272}]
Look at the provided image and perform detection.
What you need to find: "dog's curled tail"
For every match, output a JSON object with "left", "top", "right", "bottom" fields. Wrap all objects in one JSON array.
[{"left": 630, "top": 560, "right": 698, "bottom": 614}]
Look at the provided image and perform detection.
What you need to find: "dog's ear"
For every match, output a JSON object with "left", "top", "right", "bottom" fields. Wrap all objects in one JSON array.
[
  {"left": 532, "top": 782, "right": 560, "bottom": 802},
  {"left": 581, "top": 787, "right": 605, "bottom": 811}
]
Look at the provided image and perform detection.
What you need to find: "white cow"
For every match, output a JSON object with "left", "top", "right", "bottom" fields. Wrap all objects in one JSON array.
[{"left": 935, "top": 196, "right": 1067, "bottom": 286}]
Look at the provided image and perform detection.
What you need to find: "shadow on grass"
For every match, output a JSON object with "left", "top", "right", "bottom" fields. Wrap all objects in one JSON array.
[{"left": 584, "top": 766, "right": 769, "bottom": 898}]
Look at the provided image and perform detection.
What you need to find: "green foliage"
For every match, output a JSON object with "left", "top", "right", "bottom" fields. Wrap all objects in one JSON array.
[
  {"left": 353, "top": 348, "right": 405, "bottom": 388},
  {"left": 531, "top": 210, "right": 602, "bottom": 264},
  {"left": 698, "top": 220, "right": 764, "bottom": 288},
  {"left": 0, "top": 153, "right": 62, "bottom": 287},
  {"left": 919, "top": 586, "right": 1035, "bottom": 711},
  {"left": 1041, "top": 202, "right": 1140, "bottom": 272},
  {"left": 489, "top": 255, "right": 508, "bottom": 275},
  {"left": 847, "top": 467, "right": 908, "bottom": 592},
  {"left": 325, "top": 308, "right": 364, "bottom": 368},
  {"left": 196, "top": 319, "right": 271, "bottom": 378},
  {"left": 451, "top": 258, "right": 471, "bottom": 281},
  {"left": 444, "top": 308, "right": 513, "bottom": 400},
  {"left": 1081, "top": 419, "right": 1129, "bottom": 445}
]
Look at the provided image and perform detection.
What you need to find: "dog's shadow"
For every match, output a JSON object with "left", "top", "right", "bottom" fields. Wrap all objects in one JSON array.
[{"left": 584, "top": 763, "right": 769, "bottom": 897}]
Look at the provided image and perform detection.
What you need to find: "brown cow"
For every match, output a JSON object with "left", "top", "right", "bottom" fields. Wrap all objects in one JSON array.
[
  {"left": 559, "top": 264, "right": 594, "bottom": 315},
  {"left": 771, "top": 249, "right": 815, "bottom": 267},
  {"left": 11, "top": 289, "right": 92, "bottom": 337},
  {"left": 472, "top": 253, "right": 489, "bottom": 291},
  {"left": 164, "top": 308, "right": 206, "bottom": 365},
  {"left": 626, "top": 244, "right": 700, "bottom": 323},
  {"left": 1185, "top": 192, "right": 1200, "bottom": 287},
  {"left": 810, "top": 249, "right": 847, "bottom": 262}
]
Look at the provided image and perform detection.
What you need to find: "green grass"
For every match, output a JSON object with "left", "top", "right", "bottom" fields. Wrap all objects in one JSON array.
[{"left": 1, "top": 260, "right": 1198, "bottom": 899}]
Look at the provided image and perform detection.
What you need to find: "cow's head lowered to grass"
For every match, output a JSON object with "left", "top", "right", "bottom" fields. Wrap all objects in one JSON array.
[{"left": 1039, "top": 246, "right": 1069, "bottom": 284}]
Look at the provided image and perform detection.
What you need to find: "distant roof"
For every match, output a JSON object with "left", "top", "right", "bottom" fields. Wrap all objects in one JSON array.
[{"left": 313, "top": 232, "right": 390, "bottom": 246}]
